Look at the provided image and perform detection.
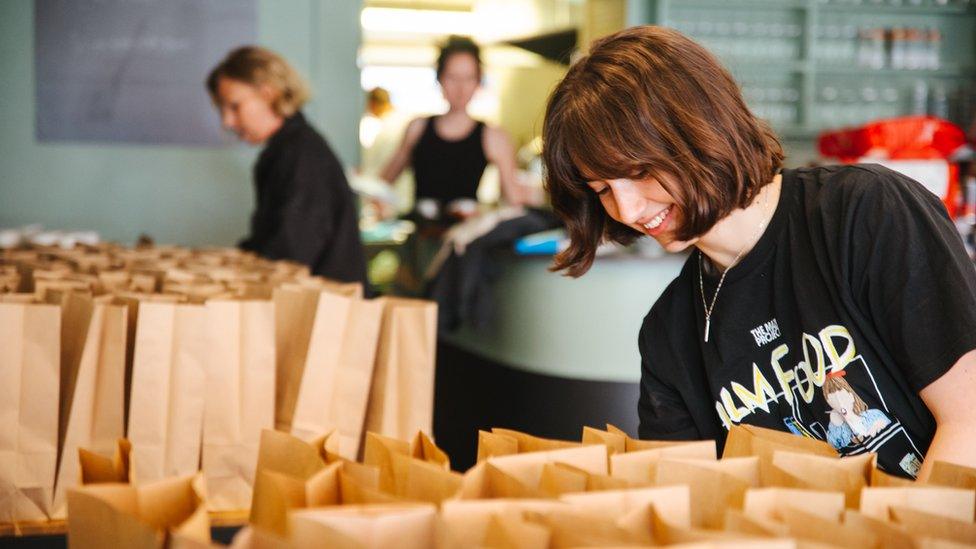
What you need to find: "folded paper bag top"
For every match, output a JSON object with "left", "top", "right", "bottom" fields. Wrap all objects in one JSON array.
[
  {"left": 66, "top": 474, "right": 209, "bottom": 549},
  {"left": 288, "top": 503, "right": 437, "bottom": 549}
]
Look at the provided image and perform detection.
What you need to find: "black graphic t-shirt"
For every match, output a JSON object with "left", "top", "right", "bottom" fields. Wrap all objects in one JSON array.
[{"left": 638, "top": 164, "right": 976, "bottom": 478}]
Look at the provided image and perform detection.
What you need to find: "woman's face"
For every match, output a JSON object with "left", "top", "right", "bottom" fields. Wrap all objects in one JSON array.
[
  {"left": 214, "top": 77, "right": 283, "bottom": 144},
  {"left": 586, "top": 176, "right": 696, "bottom": 253},
  {"left": 439, "top": 52, "right": 480, "bottom": 111}
]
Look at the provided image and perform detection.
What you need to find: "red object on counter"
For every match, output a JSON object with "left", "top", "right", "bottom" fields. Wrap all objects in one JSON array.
[{"left": 817, "top": 116, "right": 967, "bottom": 217}]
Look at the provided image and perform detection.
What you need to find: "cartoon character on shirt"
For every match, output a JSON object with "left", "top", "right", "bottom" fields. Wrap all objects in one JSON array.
[{"left": 822, "top": 370, "right": 892, "bottom": 449}]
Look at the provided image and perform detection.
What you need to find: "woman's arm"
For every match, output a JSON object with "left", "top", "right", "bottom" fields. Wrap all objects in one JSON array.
[
  {"left": 378, "top": 117, "right": 426, "bottom": 184},
  {"left": 483, "top": 125, "right": 527, "bottom": 206},
  {"left": 917, "top": 349, "right": 976, "bottom": 480}
]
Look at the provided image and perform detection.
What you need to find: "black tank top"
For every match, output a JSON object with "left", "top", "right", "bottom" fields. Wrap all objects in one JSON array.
[{"left": 411, "top": 116, "right": 488, "bottom": 203}]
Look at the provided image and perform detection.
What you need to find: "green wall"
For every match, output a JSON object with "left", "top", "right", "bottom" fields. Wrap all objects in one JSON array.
[{"left": 0, "top": 0, "right": 363, "bottom": 247}]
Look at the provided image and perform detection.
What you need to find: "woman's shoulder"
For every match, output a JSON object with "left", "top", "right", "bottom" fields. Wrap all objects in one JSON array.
[{"left": 788, "top": 163, "right": 937, "bottom": 209}]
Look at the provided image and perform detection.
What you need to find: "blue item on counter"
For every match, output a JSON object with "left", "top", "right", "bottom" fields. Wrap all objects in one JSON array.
[{"left": 514, "top": 229, "right": 566, "bottom": 255}]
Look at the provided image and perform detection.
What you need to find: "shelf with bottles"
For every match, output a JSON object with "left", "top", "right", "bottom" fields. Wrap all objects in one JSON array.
[
  {"left": 810, "top": 77, "right": 976, "bottom": 131},
  {"left": 811, "top": 0, "right": 976, "bottom": 14},
  {"left": 667, "top": 10, "right": 806, "bottom": 66}
]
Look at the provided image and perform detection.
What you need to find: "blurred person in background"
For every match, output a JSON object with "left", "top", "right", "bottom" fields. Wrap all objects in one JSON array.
[
  {"left": 207, "top": 46, "right": 367, "bottom": 285},
  {"left": 543, "top": 26, "right": 976, "bottom": 480},
  {"left": 379, "top": 35, "right": 529, "bottom": 223},
  {"left": 359, "top": 87, "right": 412, "bottom": 214}
]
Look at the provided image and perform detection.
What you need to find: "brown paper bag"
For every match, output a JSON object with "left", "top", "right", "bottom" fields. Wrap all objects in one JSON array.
[
  {"left": 455, "top": 460, "right": 548, "bottom": 500},
  {"left": 559, "top": 484, "right": 692, "bottom": 528},
  {"left": 780, "top": 506, "right": 876, "bottom": 549},
  {"left": 201, "top": 299, "right": 276, "bottom": 511},
  {"left": 485, "top": 445, "right": 608, "bottom": 492},
  {"left": 928, "top": 461, "right": 976, "bottom": 490},
  {"left": 610, "top": 440, "right": 716, "bottom": 485},
  {"left": 52, "top": 294, "right": 127, "bottom": 518},
  {"left": 411, "top": 431, "right": 450, "bottom": 470},
  {"left": 656, "top": 457, "right": 760, "bottom": 528},
  {"left": 290, "top": 292, "right": 383, "bottom": 459},
  {"left": 859, "top": 487, "right": 975, "bottom": 522},
  {"left": 723, "top": 509, "right": 789, "bottom": 537},
  {"left": 477, "top": 430, "right": 519, "bottom": 462},
  {"left": 524, "top": 507, "right": 641, "bottom": 547},
  {"left": 79, "top": 439, "right": 132, "bottom": 484},
  {"left": 722, "top": 424, "right": 836, "bottom": 485},
  {"left": 0, "top": 300, "right": 60, "bottom": 523},
  {"left": 438, "top": 499, "right": 569, "bottom": 548},
  {"left": 581, "top": 426, "right": 626, "bottom": 456},
  {"left": 743, "top": 488, "right": 846, "bottom": 523},
  {"left": 491, "top": 428, "right": 579, "bottom": 453},
  {"left": 363, "top": 431, "right": 460, "bottom": 501},
  {"left": 769, "top": 451, "right": 874, "bottom": 508},
  {"left": 288, "top": 503, "right": 436, "bottom": 549},
  {"left": 606, "top": 424, "right": 709, "bottom": 454},
  {"left": 127, "top": 302, "right": 207, "bottom": 484},
  {"left": 272, "top": 287, "right": 319, "bottom": 433},
  {"left": 67, "top": 474, "right": 209, "bottom": 549},
  {"left": 890, "top": 505, "right": 976, "bottom": 545},
  {"left": 870, "top": 467, "right": 916, "bottom": 487},
  {"left": 538, "top": 463, "right": 588, "bottom": 497},
  {"left": 363, "top": 298, "right": 437, "bottom": 441},
  {"left": 842, "top": 509, "right": 914, "bottom": 549},
  {"left": 483, "top": 512, "right": 551, "bottom": 549}
]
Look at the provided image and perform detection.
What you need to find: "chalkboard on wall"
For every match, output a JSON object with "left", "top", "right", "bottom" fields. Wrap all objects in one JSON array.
[{"left": 35, "top": 0, "right": 256, "bottom": 146}]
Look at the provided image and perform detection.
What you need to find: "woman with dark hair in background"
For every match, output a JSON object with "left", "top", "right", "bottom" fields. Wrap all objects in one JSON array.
[
  {"left": 206, "top": 46, "right": 367, "bottom": 285},
  {"left": 543, "top": 26, "right": 976, "bottom": 480},
  {"left": 379, "top": 35, "right": 528, "bottom": 219}
]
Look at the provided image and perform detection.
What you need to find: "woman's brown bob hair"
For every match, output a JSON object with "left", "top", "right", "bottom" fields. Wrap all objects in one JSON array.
[
  {"left": 206, "top": 46, "right": 311, "bottom": 117},
  {"left": 543, "top": 26, "right": 784, "bottom": 277}
]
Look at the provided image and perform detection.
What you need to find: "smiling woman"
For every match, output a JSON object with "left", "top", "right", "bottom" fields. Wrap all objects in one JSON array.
[
  {"left": 542, "top": 25, "right": 976, "bottom": 481},
  {"left": 205, "top": 46, "right": 367, "bottom": 285}
]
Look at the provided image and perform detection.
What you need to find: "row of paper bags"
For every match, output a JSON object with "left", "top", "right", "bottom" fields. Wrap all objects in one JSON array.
[
  {"left": 64, "top": 423, "right": 976, "bottom": 548},
  {"left": 0, "top": 245, "right": 437, "bottom": 524}
]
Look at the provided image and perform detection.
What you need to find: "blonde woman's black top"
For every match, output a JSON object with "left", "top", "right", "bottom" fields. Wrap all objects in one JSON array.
[
  {"left": 638, "top": 164, "right": 976, "bottom": 479},
  {"left": 241, "top": 112, "right": 367, "bottom": 285}
]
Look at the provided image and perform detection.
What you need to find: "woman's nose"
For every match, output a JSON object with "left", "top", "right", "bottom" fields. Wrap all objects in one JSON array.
[{"left": 612, "top": 182, "right": 645, "bottom": 225}]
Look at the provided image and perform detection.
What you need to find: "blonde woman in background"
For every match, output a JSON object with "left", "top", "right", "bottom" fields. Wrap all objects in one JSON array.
[{"left": 207, "top": 46, "right": 367, "bottom": 285}]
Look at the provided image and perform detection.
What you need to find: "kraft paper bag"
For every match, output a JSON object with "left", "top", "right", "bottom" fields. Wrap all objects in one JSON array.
[
  {"left": 0, "top": 301, "right": 60, "bottom": 523},
  {"left": 362, "top": 431, "right": 460, "bottom": 501},
  {"left": 723, "top": 509, "right": 789, "bottom": 537},
  {"left": 491, "top": 428, "right": 578, "bottom": 453},
  {"left": 928, "top": 461, "right": 976, "bottom": 490},
  {"left": 610, "top": 441, "right": 716, "bottom": 485},
  {"left": 890, "top": 506, "right": 976, "bottom": 545},
  {"left": 288, "top": 503, "right": 437, "bottom": 549},
  {"left": 722, "top": 424, "right": 836, "bottom": 485},
  {"left": 456, "top": 461, "right": 540, "bottom": 499},
  {"left": 523, "top": 507, "right": 642, "bottom": 547},
  {"left": 606, "top": 423, "right": 706, "bottom": 453},
  {"left": 127, "top": 302, "right": 207, "bottom": 485},
  {"left": 646, "top": 505, "right": 750, "bottom": 546},
  {"left": 581, "top": 426, "right": 626, "bottom": 456},
  {"left": 559, "top": 485, "right": 692, "bottom": 528},
  {"left": 283, "top": 277, "right": 363, "bottom": 298},
  {"left": 411, "top": 431, "right": 451, "bottom": 470},
  {"left": 655, "top": 457, "right": 760, "bottom": 529},
  {"left": 52, "top": 294, "right": 127, "bottom": 518},
  {"left": 779, "top": 506, "right": 876, "bottom": 549},
  {"left": 79, "top": 438, "right": 132, "bottom": 484},
  {"left": 485, "top": 444, "right": 608, "bottom": 492},
  {"left": 67, "top": 474, "right": 209, "bottom": 549},
  {"left": 769, "top": 450, "right": 874, "bottom": 508},
  {"left": 438, "top": 499, "right": 569, "bottom": 548},
  {"left": 870, "top": 467, "right": 916, "bottom": 487},
  {"left": 538, "top": 462, "right": 628, "bottom": 496},
  {"left": 363, "top": 297, "right": 437, "bottom": 441},
  {"left": 272, "top": 287, "right": 319, "bottom": 433},
  {"left": 476, "top": 430, "right": 519, "bottom": 462},
  {"left": 743, "top": 488, "right": 846, "bottom": 523},
  {"left": 860, "top": 487, "right": 975, "bottom": 523},
  {"left": 291, "top": 292, "right": 383, "bottom": 460},
  {"left": 483, "top": 512, "right": 551, "bottom": 549},
  {"left": 842, "top": 509, "right": 914, "bottom": 549},
  {"left": 201, "top": 299, "right": 276, "bottom": 511}
]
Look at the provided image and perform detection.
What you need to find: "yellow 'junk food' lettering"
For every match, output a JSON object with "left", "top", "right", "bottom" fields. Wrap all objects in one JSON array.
[
  {"left": 769, "top": 344, "right": 794, "bottom": 406},
  {"left": 819, "top": 325, "right": 857, "bottom": 373},
  {"left": 731, "top": 363, "right": 778, "bottom": 413}
]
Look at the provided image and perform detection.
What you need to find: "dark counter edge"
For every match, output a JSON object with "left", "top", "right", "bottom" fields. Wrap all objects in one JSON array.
[{"left": 434, "top": 340, "right": 640, "bottom": 472}]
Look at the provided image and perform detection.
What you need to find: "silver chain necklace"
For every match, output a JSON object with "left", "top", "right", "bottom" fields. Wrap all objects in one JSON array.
[{"left": 698, "top": 186, "right": 773, "bottom": 343}]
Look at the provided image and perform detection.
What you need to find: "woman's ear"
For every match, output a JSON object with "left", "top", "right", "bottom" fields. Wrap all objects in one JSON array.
[{"left": 257, "top": 84, "right": 281, "bottom": 108}]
